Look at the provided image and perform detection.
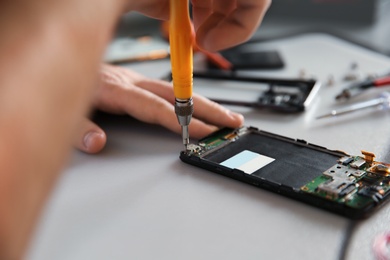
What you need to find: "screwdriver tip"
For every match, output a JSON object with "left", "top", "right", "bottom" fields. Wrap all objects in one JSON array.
[
  {"left": 316, "top": 110, "right": 337, "bottom": 120},
  {"left": 181, "top": 125, "right": 190, "bottom": 146}
]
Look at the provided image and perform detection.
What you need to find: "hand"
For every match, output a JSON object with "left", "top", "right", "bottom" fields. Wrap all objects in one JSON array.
[
  {"left": 74, "top": 64, "right": 244, "bottom": 153},
  {"left": 128, "top": 0, "right": 271, "bottom": 51},
  {"left": 192, "top": 0, "right": 271, "bottom": 51}
]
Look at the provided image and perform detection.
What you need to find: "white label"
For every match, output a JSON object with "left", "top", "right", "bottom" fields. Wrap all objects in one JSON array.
[{"left": 220, "top": 150, "right": 275, "bottom": 174}]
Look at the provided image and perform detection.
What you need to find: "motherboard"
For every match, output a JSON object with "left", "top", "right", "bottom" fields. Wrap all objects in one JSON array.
[{"left": 182, "top": 127, "right": 390, "bottom": 215}]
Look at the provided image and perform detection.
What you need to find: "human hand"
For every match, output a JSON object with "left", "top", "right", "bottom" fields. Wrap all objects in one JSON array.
[
  {"left": 74, "top": 64, "right": 244, "bottom": 153},
  {"left": 128, "top": 0, "right": 271, "bottom": 51}
]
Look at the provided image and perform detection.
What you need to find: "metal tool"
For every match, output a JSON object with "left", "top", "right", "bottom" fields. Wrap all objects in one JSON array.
[
  {"left": 335, "top": 76, "right": 390, "bottom": 100},
  {"left": 317, "top": 92, "right": 390, "bottom": 119},
  {"left": 169, "top": 0, "right": 193, "bottom": 149}
]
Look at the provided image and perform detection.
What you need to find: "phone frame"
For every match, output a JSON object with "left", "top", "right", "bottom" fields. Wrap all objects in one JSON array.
[
  {"left": 193, "top": 72, "right": 321, "bottom": 113},
  {"left": 180, "top": 127, "right": 390, "bottom": 219}
]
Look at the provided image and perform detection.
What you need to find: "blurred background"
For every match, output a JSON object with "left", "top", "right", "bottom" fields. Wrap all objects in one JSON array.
[{"left": 114, "top": 0, "right": 390, "bottom": 56}]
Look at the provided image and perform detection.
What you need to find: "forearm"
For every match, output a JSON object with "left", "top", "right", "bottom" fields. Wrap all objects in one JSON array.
[{"left": 0, "top": 1, "right": 125, "bottom": 258}]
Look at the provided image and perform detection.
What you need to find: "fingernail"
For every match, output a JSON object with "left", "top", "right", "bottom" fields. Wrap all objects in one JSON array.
[{"left": 83, "top": 131, "right": 102, "bottom": 150}]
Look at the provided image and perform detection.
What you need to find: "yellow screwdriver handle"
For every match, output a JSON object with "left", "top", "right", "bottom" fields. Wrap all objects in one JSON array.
[{"left": 169, "top": 0, "right": 193, "bottom": 100}]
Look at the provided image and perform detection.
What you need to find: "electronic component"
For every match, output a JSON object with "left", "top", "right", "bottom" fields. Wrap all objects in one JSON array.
[
  {"left": 338, "top": 156, "right": 354, "bottom": 166},
  {"left": 323, "top": 164, "right": 352, "bottom": 180},
  {"left": 186, "top": 144, "right": 202, "bottom": 154},
  {"left": 302, "top": 150, "right": 390, "bottom": 211},
  {"left": 181, "top": 126, "right": 390, "bottom": 218},
  {"left": 358, "top": 186, "right": 385, "bottom": 203},
  {"left": 317, "top": 179, "right": 356, "bottom": 198},
  {"left": 323, "top": 164, "right": 365, "bottom": 179},
  {"left": 350, "top": 158, "right": 366, "bottom": 169},
  {"left": 362, "top": 150, "right": 375, "bottom": 166},
  {"left": 368, "top": 164, "right": 390, "bottom": 176}
]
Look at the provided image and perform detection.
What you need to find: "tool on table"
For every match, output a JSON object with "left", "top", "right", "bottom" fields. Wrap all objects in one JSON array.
[
  {"left": 335, "top": 75, "right": 390, "bottom": 100},
  {"left": 104, "top": 36, "right": 169, "bottom": 64},
  {"left": 170, "top": 0, "right": 193, "bottom": 149},
  {"left": 317, "top": 92, "right": 390, "bottom": 119}
]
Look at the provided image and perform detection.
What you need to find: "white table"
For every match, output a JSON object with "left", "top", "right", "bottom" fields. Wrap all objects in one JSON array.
[{"left": 27, "top": 34, "right": 390, "bottom": 260}]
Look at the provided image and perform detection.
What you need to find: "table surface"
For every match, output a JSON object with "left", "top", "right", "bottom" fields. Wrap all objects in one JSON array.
[{"left": 27, "top": 14, "right": 390, "bottom": 260}]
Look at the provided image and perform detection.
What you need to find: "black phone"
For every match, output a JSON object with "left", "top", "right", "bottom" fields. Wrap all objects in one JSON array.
[
  {"left": 180, "top": 127, "right": 390, "bottom": 219},
  {"left": 210, "top": 49, "right": 284, "bottom": 70},
  {"left": 193, "top": 72, "right": 321, "bottom": 113}
]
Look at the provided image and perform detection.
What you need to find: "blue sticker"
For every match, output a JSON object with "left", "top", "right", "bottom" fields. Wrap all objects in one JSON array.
[{"left": 220, "top": 150, "right": 275, "bottom": 174}]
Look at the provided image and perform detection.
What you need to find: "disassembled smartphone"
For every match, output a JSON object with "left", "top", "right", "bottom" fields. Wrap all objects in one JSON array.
[
  {"left": 180, "top": 127, "right": 390, "bottom": 219},
  {"left": 193, "top": 72, "right": 320, "bottom": 113}
]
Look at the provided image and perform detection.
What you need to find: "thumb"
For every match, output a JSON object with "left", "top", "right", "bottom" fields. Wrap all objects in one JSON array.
[{"left": 74, "top": 117, "right": 107, "bottom": 154}]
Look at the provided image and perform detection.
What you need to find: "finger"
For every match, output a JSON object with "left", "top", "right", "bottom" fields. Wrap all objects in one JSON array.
[
  {"left": 192, "top": 93, "right": 244, "bottom": 128},
  {"left": 194, "top": 0, "right": 271, "bottom": 51},
  {"left": 136, "top": 78, "right": 175, "bottom": 104},
  {"left": 191, "top": 0, "right": 213, "bottom": 32},
  {"left": 128, "top": 0, "right": 170, "bottom": 20},
  {"left": 136, "top": 78, "right": 244, "bottom": 128},
  {"left": 96, "top": 64, "right": 152, "bottom": 114},
  {"left": 191, "top": 0, "right": 236, "bottom": 27},
  {"left": 99, "top": 65, "right": 204, "bottom": 137},
  {"left": 74, "top": 118, "right": 107, "bottom": 154},
  {"left": 116, "top": 82, "right": 227, "bottom": 139},
  {"left": 188, "top": 117, "right": 219, "bottom": 139},
  {"left": 118, "top": 82, "right": 180, "bottom": 131}
]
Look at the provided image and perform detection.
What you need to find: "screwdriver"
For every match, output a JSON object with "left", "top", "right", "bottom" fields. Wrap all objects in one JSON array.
[
  {"left": 169, "top": 0, "right": 194, "bottom": 149},
  {"left": 317, "top": 92, "right": 390, "bottom": 119},
  {"left": 335, "top": 76, "right": 390, "bottom": 100}
]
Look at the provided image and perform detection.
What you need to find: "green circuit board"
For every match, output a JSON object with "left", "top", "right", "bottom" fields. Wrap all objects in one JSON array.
[
  {"left": 301, "top": 155, "right": 390, "bottom": 209},
  {"left": 184, "top": 127, "right": 390, "bottom": 213}
]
